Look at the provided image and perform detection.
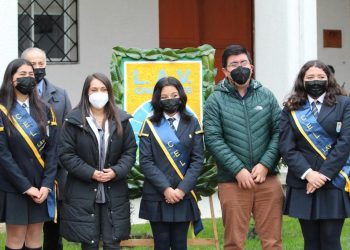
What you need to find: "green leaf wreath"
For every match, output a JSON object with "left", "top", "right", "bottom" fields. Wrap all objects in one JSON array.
[{"left": 110, "top": 44, "right": 218, "bottom": 200}]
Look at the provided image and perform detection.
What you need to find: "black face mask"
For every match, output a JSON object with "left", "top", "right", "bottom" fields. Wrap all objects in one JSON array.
[
  {"left": 304, "top": 80, "right": 327, "bottom": 98},
  {"left": 160, "top": 98, "right": 181, "bottom": 113},
  {"left": 230, "top": 66, "right": 251, "bottom": 85},
  {"left": 34, "top": 68, "right": 46, "bottom": 83},
  {"left": 15, "top": 77, "right": 36, "bottom": 95}
]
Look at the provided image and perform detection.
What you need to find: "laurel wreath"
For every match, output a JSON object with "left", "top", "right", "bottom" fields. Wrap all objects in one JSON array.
[{"left": 110, "top": 44, "right": 218, "bottom": 200}]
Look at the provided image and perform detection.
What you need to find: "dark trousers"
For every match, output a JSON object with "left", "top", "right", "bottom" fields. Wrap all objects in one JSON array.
[
  {"left": 43, "top": 201, "right": 62, "bottom": 250},
  {"left": 43, "top": 219, "right": 62, "bottom": 250},
  {"left": 81, "top": 203, "right": 120, "bottom": 250},
  {"left": 299, "top": 219, "right": 344, "bottom": 250},
  {"left": 150, "top": 221, "right": 190, "bottom": 250}
]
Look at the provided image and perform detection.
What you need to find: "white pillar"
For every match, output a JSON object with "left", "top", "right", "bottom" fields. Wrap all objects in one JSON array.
[
  {"left": 254, "top": 0, "right": 317, "bottom": 104},
  {"left": 0, "top": 0, "right": 18, "bottom": 78}
]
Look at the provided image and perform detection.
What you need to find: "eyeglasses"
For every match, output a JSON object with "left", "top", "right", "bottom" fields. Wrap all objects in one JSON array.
[{"left": 227, "top": 60, "right": 250, "bottom": 68}]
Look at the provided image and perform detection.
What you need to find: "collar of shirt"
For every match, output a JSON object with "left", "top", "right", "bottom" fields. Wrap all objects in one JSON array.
[
  {"left": 36, "top": 79, "right": 44, "bottom": 96},
  {"left": 17, "top": 99, "right": 29, "bottom": 107},
  {"left": 86, "top": 114, "right": 110, "bottom": 150},
  {"left": 308, "top": 92, "right": 326, "bottom": 112},
  {"left": 163, "top": 112, "right": 181, "bottom": 130},
  {"left": 17, "top": 98, "right": 30, "bottom": 113},
  {"left": 225, "top": 78, "right": 253, "bottom": 99}
]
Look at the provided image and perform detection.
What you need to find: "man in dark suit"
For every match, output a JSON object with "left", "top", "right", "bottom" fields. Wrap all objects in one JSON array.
[{"left": 22, "top": 47, "right": 72, "bottom": 250}]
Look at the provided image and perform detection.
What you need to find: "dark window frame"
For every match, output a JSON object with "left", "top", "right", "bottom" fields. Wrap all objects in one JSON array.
[{"left": 18, "top": 0, "right": 79, "bottom": 63}]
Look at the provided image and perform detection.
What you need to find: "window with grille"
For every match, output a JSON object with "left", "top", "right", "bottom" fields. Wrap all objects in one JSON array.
[{"left": 18, "top": 0, "right": 78, "bottom": 63}]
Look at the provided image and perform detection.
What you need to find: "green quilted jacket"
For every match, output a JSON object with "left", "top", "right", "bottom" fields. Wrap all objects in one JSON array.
[{"left": 203, "top": 78, "right": 281, "bottom": 183}]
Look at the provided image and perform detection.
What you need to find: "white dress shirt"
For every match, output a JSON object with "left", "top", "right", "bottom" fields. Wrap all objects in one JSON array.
[
  {"left": 17, "top": 98, "right": 30, "bottom": 114},
  {"left": 163, "top": 112, "right": 181, "bottom": 131},
  {"left": 307, "top": 93, "right": 325, "bottom": 113}
]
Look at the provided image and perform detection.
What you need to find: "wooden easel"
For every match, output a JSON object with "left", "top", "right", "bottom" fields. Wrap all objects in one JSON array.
[{"left": 120, "top": 195, "right": 220, "bottom": 249}]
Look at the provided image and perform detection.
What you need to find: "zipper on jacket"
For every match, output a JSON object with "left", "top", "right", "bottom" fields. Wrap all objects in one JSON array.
[{"left": 242, "top": 100, "right": 254, "bottom": 167}]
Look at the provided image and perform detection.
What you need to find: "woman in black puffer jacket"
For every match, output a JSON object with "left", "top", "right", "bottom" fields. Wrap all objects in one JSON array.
[{"left": 58, "top": 73, "right": 136, "bottom": 250}]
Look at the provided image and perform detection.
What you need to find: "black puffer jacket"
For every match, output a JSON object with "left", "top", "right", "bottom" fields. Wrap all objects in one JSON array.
[{"left": 58, "top": 107, "right": 137, "bottom": 244}]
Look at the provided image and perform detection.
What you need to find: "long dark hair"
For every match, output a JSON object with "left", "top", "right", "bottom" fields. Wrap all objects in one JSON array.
[
  {"left": 150, "top": 76, "right": 192, "bottom": 124},
  {"left": 284, "top": 60, "right": 346, "bottom": 111},
  {"left": 77, "top": 73, "right": 122, "bottom": 136},
  {"left": 0, "top": 58, "right": 47, "bottom": 134}
]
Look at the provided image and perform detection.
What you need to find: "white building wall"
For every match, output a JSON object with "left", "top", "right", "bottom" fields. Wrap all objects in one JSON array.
[
  {"left": 0, "top": 0, "right": 18, "bottom": 77},
  {"left": 317, "top": 0, "right": 350, "bottom": 91},
  {"left": 46, "top": 0, "right": 159, "bottom": 106},
  {"left": 254, "top": 0, "right": 317, "bottom": 104}
]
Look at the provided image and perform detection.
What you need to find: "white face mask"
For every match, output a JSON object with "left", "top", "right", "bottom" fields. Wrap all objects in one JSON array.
[{"left": 89, "top": 92, "right": 109, "bottom": 109}]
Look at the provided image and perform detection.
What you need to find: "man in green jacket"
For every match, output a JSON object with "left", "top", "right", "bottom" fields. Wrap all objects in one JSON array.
[{"left": 204, "top": 45, "right": 283, "bottom": 250}]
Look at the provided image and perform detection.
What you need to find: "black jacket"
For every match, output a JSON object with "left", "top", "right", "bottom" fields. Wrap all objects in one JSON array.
[
  {"left": 279, "top": 95, "right": 350, "bottom": 188},
  {"left": 58, "top": 107, "right": 137, "bottom": 243}
]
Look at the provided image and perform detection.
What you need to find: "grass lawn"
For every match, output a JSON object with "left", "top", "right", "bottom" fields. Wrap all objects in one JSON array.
[{"left": 1, "top": 217, "right": 349, "bottom": 249}]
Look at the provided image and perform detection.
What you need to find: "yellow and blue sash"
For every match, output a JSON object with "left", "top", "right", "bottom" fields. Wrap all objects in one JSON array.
[
  {"left": 0, "top": 103, "right": 57, "bottom": 221},
  {"left": 145, "top": 118, "right": 204, "bottom": 235},
  {"left": 291, "top": 102, "right": 350, "bottom": 192},
  {"left": 0, "top": 103, "right": 46, "bottom": 161},
  {"left": 48, "top": 180, "right": 58, "bottom": 223}
]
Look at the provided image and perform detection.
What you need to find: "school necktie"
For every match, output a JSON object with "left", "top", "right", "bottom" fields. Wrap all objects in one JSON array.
[
  {"left": 22, "top": 103, "right": 29, "bottom": 114},
  {"left": 311, "top": 101, "right": 319, "bottom": 119},
  {"left": 168, "top": 117, "right": 176, "bottom": 131}
]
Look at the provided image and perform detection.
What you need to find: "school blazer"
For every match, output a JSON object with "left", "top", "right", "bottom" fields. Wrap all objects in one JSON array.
[
  {"left": 139, "top": 116, "right": 204, "bottom": 201},
  {"left": 279, "top": 95, "right": 350, "bottom": 188},
  {"left": 0, "top": 105, "right": 58, "bottom": 193}
]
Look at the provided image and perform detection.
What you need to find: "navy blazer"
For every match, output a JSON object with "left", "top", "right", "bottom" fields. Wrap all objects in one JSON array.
[
  {"left": 42, "top": 78, "right": 71, "bottom": 199},
  {"left": 0, "top": 104, "right": 58, "bottom": 193},
  {"left": 42, "top": 78, "right": 72, "bottom": 128},
  {"left": 139, "top": 115, "right": 204, "bottom": 201},
  {"left": 279, "top": 95, "right": 350, "bottom": 188}
]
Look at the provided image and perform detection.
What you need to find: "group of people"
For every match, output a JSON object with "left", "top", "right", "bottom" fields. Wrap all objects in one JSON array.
[
  {"left": 0, "top": 44, "right": 349, "bottom": 250},
  {"left": 204, "top": 45, "right": 350, "bottom": 250}
]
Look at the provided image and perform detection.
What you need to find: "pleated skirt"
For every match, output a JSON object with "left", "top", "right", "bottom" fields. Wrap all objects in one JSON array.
[
  {"left": 0, "top": 190, "right": 50, "bottom": 224},
  {"left": 139, "top": 198, "right": 200, "bottom": 222},
  {"left": 284, "top": 186, "right": 350, "bottom": 220}
]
